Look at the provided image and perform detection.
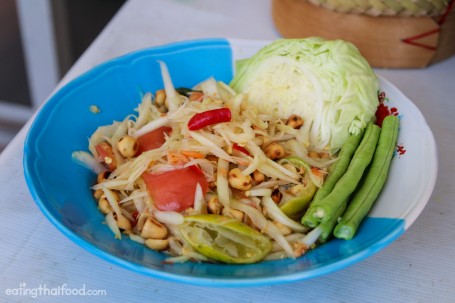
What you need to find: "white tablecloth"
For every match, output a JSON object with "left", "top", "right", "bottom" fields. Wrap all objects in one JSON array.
[{"left": 1, "top": 0, "right": 454, "bottom": 302}]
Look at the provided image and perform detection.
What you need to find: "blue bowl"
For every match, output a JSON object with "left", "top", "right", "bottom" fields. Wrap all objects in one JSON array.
[{"left": 23, "top": 38, "right": 437, "bottom": 286}]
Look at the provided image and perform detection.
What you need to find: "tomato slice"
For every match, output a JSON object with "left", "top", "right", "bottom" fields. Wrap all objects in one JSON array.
[
  {"left": 136, "top": 126, "right": 172, "bottom": 155},
  {"left": 95, "top": 142, "right": 117, "bottom": 171},
  {"left": 142, "top": 166, "right": 209, "bottom": 212}
]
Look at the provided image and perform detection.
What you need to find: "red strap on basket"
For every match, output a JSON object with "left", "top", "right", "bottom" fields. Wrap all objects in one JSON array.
[{"left": 401, "top": 0, "right": 454, "bottom": 51}]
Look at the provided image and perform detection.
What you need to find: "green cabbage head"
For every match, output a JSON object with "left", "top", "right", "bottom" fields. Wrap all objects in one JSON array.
[{"left": 230, "top": 37, "right": 379, "bottom": 153}]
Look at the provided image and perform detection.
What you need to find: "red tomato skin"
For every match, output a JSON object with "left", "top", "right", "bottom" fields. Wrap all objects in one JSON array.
[
  {"left": 95, "top": 142, "right": 117, "bottom": 171},
  {"left": 142, "top": 166, "right": 208, "bottom": 212},
  {"left": 136, "top": 126, "right": 172, "bottom": 155}
]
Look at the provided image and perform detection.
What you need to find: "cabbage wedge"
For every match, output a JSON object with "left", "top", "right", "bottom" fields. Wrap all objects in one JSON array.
[{"left": 230, "top": 37, "right": 379, "bottom": 153}]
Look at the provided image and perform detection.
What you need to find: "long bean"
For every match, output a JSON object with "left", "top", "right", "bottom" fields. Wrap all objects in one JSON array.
[
  {"left": 314, "top": 133, "right": 364, "bottom": 201},
  {"left": 301, "top": 133, "right": 363, "bottom": 227},
  {"left": 300, "top": 205, "right": 320, "bottom": 228},
  {"left": 311, "top": 123, "right": 381, "bottom": 223},
  {"left": 334, "top": 115, "right": 399, "bottom": 240},
  {"left": 318, "top": 199, "right": 348, "bottom": 243}
]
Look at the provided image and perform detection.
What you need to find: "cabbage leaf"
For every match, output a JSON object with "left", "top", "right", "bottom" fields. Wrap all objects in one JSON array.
[{"left": 230, "top": 37, "right": 379, "bottom": 153}]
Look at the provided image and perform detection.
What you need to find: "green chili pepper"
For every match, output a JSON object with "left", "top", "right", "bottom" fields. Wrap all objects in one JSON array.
[
  {"left": 311, "top": 123, "right": 381, "bottom": 223},
  {"left": 301, "top": 133, "right": 363, "bottom": 227},
  {"left": 334, "top": 115, "right": 399, "bottom": 240}
]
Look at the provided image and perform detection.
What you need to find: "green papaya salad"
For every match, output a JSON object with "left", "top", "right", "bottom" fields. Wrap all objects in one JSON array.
[{"left": 73, "top": 38, "right": 399, "bottom": 264}]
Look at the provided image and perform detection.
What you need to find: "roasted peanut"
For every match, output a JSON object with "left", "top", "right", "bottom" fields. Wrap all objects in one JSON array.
[
  {"left": 116, "top": 214, "right": 132, "bottom": 231},
  {"left": 98, "top": 190, "right": 121, "bottom": 215},
  {"left": 308, "top": 151, "right": 320, "bottom": 159},
  {"left": 207, "top": 196, "right": 222, "bottom": 215},
  {"left": 117, "top": 135, "right": 139, "bottom": 158},
  {"left": 141, "top": 218, "right": 168, "bottom": 239},
  {"left": 98, "top": 195, "right": 112, "bottom": 214},
  {"left": 319, "top": 151, "right": 330, "bottom": 159},
  {"left": 264, "top": 142, "right": 286, "bottom": 160},
  {"left": 228, "top": 168, "right": 253, "bottom": 191},
  {"left": 271, "top": 189, "right": 282, "bottom": 204},
  {"left": 145, "top": 238, "right": 169, "bottom": 251},
  {"left": 155, "top": 89, "right": 166, "bottom": 106},
  {"left": 93, "top": 188, "right": 103, "bottom": 200},
  {"left": 286, "top": 114, "right": 304, "bottom": 129},
  {"left": 222, "top": 208, "right": 244, "bottom": 222},
  {"left": 97, "top": 171, "right": 110, "bottom": 184},
  {"left": 252, "top": 170, "right": 265, "bottom": 184}
]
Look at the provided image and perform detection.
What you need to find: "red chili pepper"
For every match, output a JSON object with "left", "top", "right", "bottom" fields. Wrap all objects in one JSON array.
[
  {"left": 187, "top": 108, "right": 232, "bottom": 130},
  {"left": 233, "top": 143, "right": 251, "bottom": 156}
]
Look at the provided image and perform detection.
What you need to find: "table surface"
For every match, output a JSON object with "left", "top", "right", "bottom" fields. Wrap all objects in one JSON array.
[{"left": 1, "top": 0, "right": 454, "bottom": 302}]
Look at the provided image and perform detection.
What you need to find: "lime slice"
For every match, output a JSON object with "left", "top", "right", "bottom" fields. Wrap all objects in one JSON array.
[
  {"left": 279, "top": 181, "right": 317, "bottom": 220},
  {"left": 179, "top": 214, "right": 271, "bottom": 264}
]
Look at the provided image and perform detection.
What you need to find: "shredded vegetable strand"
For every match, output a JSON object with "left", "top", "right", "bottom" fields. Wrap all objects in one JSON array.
[
  {"left": 158, "top": 60, "right": 180, "bottom": 112},
  {"left": 105, "top": 212, "right": 121, "bottom": 239},
  {"left": 193, "top": 183, "right": 207, "bottom": 214},
  {"left": 216, "top": 158, "right": 231, "bottom": 209},
  {"left": 241, "top": 154, "right": 260, "bottom": 176},
  {"left": 262, "top": 197, "right": 309, "bottom": 233},
  {"left": 154, "top": 210, "right": 184, "bottom": 225},
  {"left": 189, "top": 131, "right": 234, "bottom": 162},
  {"left": 72, "top": 151, "right": 106, "bottom": 174},
  {"left": 231, "top": 200, "right": 295, "bottom": 258},
  {"left": 134, "top": 116, "right": 170, "bottom": 138}
]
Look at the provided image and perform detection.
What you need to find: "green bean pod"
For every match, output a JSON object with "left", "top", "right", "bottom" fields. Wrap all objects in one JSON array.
[
  {"left": 318, "top": 199, "right": 348, "bottom": 243},
  {"left": 314, "top": 132, "right": 364, "bottom": 201},
  {"left": 301, "top": 133, "right": 363, "bottom": 227},
  {"left": 311, "top": 123, "right": 381, "bottom": 223},
  {"left": 301, "top": 205, "right": 320, "bottom": 228},
  {"left": 334, "top": 115, "right": 399, "bottom": 240}
]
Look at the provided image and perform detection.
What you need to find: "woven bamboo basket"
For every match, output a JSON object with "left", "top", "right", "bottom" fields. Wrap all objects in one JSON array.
[{"left": 272, "top": 0, "right": 455, "bottom": 68}]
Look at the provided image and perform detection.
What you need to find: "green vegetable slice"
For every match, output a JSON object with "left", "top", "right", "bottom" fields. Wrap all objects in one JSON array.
[
  {"left": 279, "top": 181, "right": 317, "bottom": 220},
  {"left": 179, "top": 214, "right": 272, "bottom": 264},
  {"left": 278, "top": 156, "right": 319, "bottom": 220}
]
